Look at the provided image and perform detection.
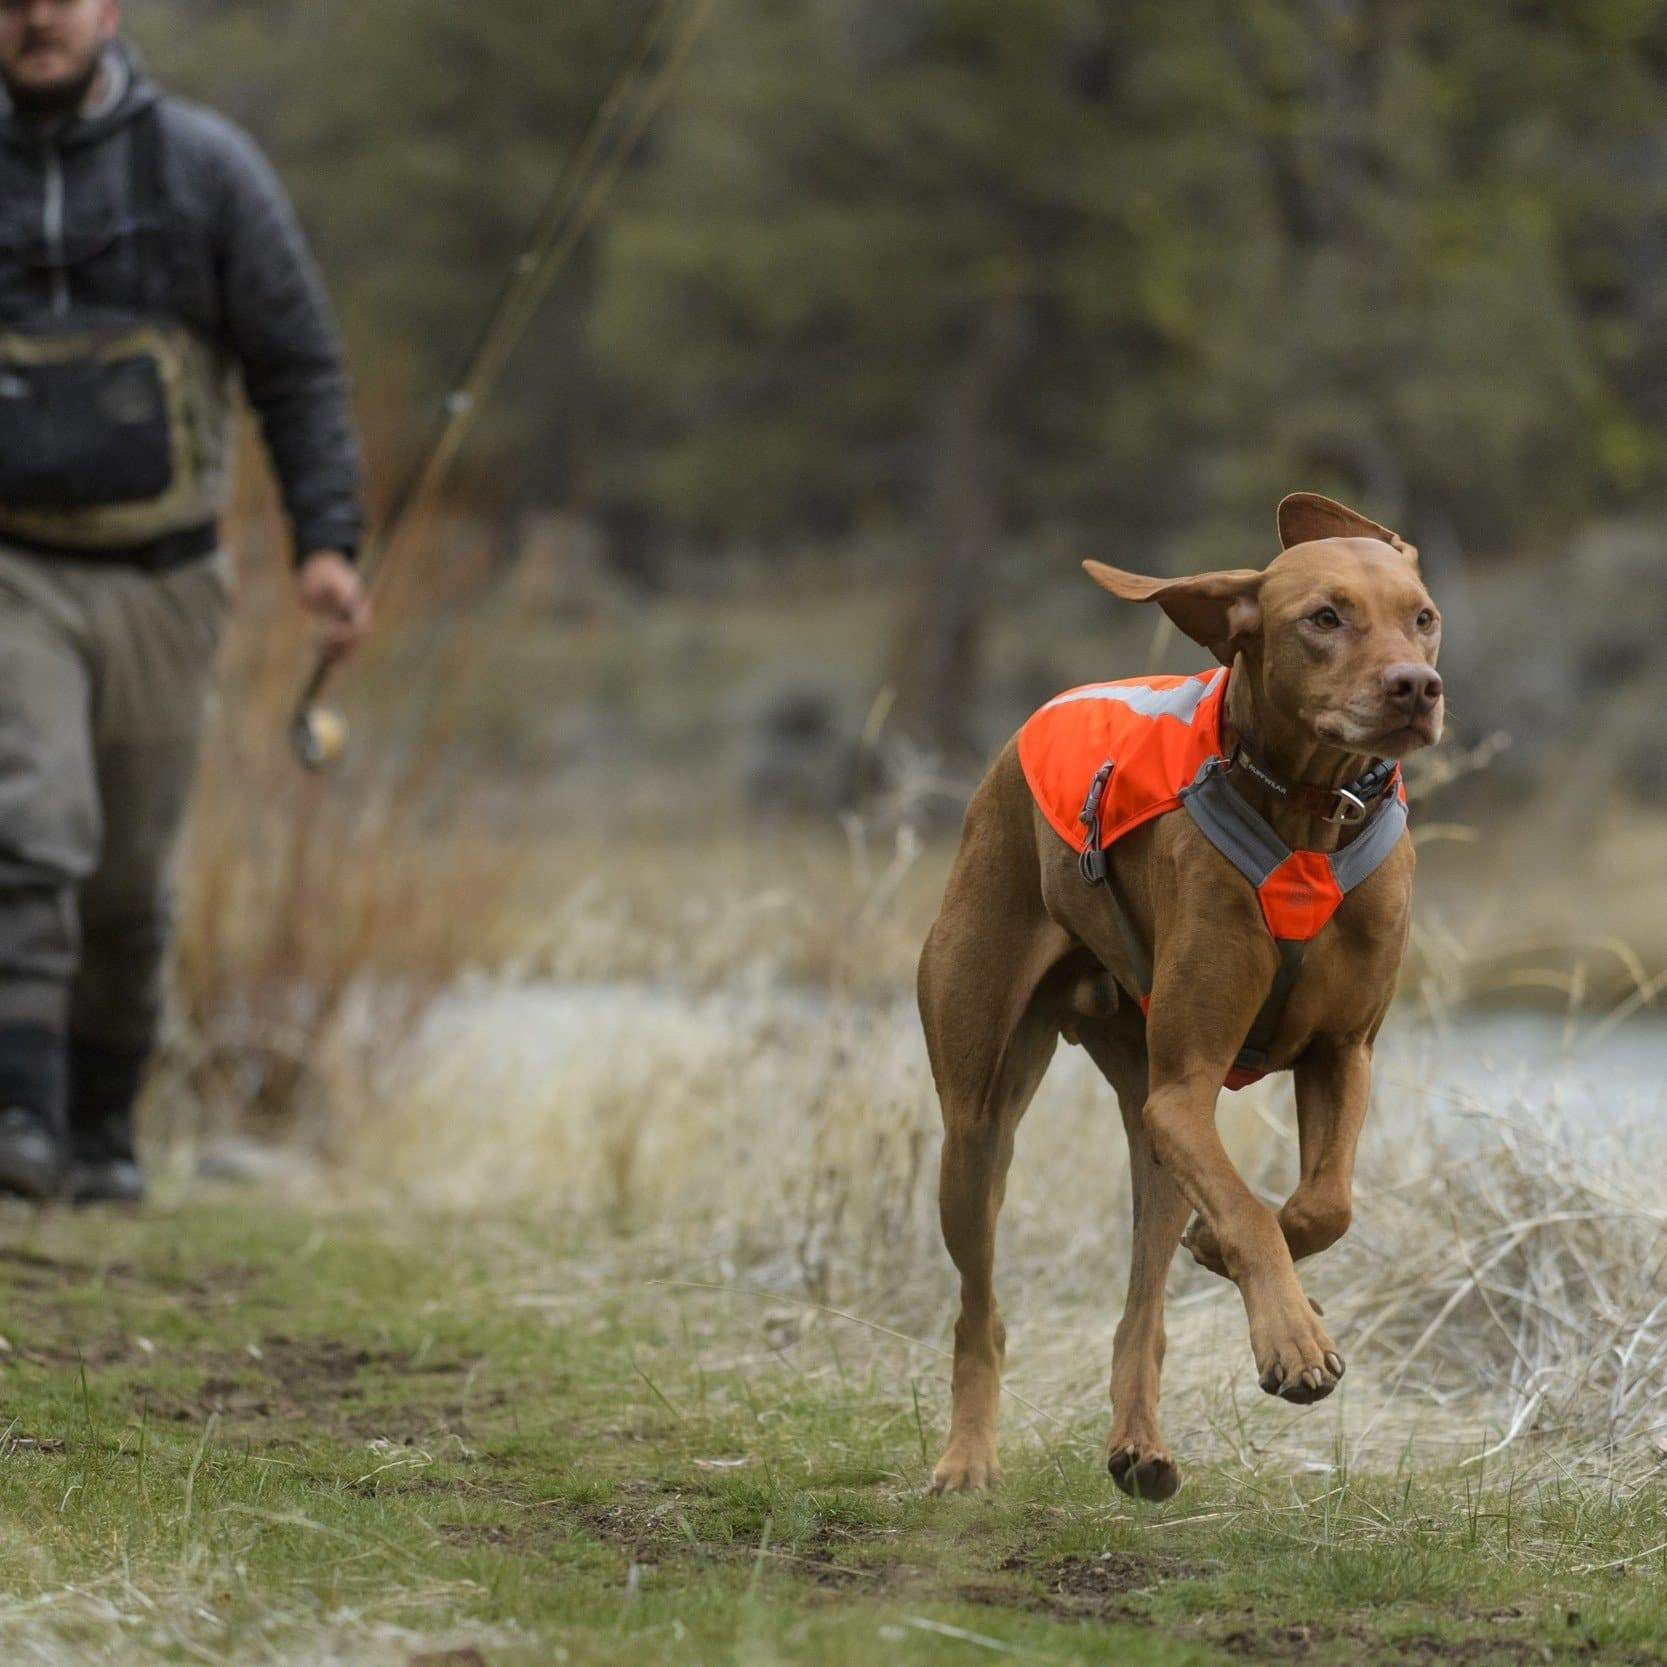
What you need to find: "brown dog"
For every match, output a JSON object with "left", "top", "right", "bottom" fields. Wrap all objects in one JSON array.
[{"left": 918, "top": 493, "right": 1443, "bottom": 1500}]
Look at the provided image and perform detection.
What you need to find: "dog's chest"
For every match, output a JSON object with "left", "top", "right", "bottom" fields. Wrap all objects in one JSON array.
[{"left": 1261, "top": 873, "right": 1413, "bottom": 1064}]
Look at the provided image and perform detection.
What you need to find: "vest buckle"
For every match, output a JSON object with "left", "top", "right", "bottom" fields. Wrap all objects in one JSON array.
[
  {"left": 1077, "top": 760, "right": 1114, "bottom": 885},
  {"left": 1078, "top": 760, "right": 1114, "bottom": 828}
]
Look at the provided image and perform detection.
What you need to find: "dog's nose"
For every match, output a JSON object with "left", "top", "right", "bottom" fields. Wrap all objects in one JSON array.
[{"left": 1382, "top": 662, "right": 1443, "bottom": 716}]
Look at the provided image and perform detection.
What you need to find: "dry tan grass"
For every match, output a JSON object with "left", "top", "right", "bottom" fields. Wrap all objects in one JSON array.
[
  {"left": 272, "top": 823, "right": 1667, "bottom": 1485},
  {"left": 156, "top": 487, "right": 1667, "bottom": 1489},
  {"left": 161, "top": 488, "right": 541, "bottom": 1136}
]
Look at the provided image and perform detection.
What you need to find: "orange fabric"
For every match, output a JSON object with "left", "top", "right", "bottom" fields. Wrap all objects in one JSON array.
[
  {"left": 1017, "top": 670, "right": 1229, "bottom": 855},
  {"left": 1257, "top": 850, "right": 1345, "bottom": 940},
  {"left": 1020, "top": 667, "right": 1384, "bottom": 1092},
  {"left": 1021, "top": 667, "right": 1400, "bottom": 1091}
]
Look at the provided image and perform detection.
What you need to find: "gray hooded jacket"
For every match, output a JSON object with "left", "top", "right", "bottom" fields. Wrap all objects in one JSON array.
[{"left": 0, "top": 41, "right": 364, "bottom": 562}]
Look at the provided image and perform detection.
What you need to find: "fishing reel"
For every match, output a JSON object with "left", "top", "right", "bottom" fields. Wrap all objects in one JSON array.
[
  {"left": 290, "top": 700, "right": 349, "bottom": 772},
  {"left": 289, "top": 648, "right": 350, "bottom": 772}
]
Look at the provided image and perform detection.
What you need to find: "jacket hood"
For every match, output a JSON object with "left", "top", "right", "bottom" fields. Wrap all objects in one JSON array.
[{"left": 0, "top": 38, "right": 159, "bottom": 149}]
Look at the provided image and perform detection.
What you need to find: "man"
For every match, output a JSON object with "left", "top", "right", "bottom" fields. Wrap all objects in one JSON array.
[{"left": 0, "top": 0, "right": 369, "bottom": 1202}]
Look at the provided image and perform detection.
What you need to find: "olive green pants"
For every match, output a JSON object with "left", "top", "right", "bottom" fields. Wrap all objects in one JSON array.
[{"left": 0, "top": 548, "right": 231, "bottom": 1051}]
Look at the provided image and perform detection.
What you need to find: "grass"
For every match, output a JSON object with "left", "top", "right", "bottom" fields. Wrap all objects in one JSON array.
[
  {"left": 70, "top": 492, "right": 1667, "bottom": 1662},
  {"left": 4, "top": 1196, "right": 1667, "bottom": 1666}
]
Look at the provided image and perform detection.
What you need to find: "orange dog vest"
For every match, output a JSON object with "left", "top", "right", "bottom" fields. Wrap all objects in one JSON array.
[{"left": 1018, "top": 668, "right": 1407, "bottom": 1088}]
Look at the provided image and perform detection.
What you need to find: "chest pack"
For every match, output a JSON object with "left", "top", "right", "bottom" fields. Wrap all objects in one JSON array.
[
  {"left": 1018, "top": 668, "right": 1408, "bottom": 1088},
  {"left": 0, "top": 106, "right": 223, "bottom": 560}
]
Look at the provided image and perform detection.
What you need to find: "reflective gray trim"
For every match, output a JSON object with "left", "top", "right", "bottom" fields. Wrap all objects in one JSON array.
[
  {"left": 1179, "top": 759, "right": 1287, "bottom": 887},
  {"left": 1184, "top": 756, "right": 1407, "bottom": 897},
  {"left": 1328, "top": 793, "right": 1407, "bottom": 893},
  {"left": 1175, "top": 760, "right": 1405, "bottom": 1080},
  {"left": 1043, "top": 667, "right": 1225, "bottom": 724}
]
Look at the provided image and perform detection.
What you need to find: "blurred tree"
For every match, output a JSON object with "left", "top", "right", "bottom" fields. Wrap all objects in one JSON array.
[
  {"left": 124, "top": 0, "right": 1667, "bottom": 754},
  {"left": 593, "top": 0, "right": 1190, "bottom": 753},
  {"left": 594, "top": 0, "right": 1667, "bottom": 751},
  {"left": 130, "top": 0, "right": 651, "bottom": 515}
]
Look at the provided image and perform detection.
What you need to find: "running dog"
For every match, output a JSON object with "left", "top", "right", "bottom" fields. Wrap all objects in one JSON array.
[{"left": 918, "top": 493, "right": 1443, "bottom": 1500}]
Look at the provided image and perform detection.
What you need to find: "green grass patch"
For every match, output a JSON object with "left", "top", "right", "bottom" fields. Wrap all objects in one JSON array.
[{"left": 0, "top": 1198, "right": 1663, "bottom": 1664}]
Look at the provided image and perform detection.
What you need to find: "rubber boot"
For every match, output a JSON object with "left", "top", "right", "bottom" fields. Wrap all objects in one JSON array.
[
  {"left": 66, "top": 1035, "right": 147, "bottom": 1206},
  {"left": 0, "top": 1024, "right": 68, "bottom": 1200}
]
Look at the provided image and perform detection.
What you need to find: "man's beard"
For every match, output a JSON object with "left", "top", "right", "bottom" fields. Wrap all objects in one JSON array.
[{"left": 3, "top": 50, "right": 103, "bottom": 122}]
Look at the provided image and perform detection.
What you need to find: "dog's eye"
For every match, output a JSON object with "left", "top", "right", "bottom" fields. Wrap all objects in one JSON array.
[
  {"left": 1416, "top": 609, "right": 1436, "bottom": 630},
  {"left": 1309, "top": 606, "right": 1343, "bottom": 630}
]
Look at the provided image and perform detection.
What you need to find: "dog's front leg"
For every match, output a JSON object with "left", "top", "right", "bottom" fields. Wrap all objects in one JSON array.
[
  {"left": 1279, "top": 1037, "right": 1373, "bottom": 1261},
  {"left": 1185, "top": 1037, "right": 1373, "bottom": 1274},
  {"left": 1143, "top": 1053, "right": 1344, "bottom": 1405}
]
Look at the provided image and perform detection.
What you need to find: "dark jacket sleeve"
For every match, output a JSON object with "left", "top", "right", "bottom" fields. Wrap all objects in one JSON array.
[{"left": 205, "top": 118, "right": 365, "bottom": 562}]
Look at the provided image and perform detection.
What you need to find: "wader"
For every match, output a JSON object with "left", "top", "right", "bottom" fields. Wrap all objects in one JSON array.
[
  {"left": 0, "top": 98, "right": 233, "bottom": 1197},
  {"left": 0, "top": 546, "right": 230, "bottom": 1191}
]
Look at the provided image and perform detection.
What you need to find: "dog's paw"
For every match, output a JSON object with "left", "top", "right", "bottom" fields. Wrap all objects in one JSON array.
[
  {"left": 929, "top": 1440, "right": 1002, "bottom": 1496},
  {"left": 1251, "top": 1301, "right": 1345, "bottom": 1405},
  {"left": 1107, "top": 1443, "right": 1180, "bottom": 1503}
]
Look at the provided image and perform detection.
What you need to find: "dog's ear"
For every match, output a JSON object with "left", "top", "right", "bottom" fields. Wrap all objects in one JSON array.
[
  {"left": 1277, "top": 492, "right": 1418, "bottom": 566},
  {"left": 1082, "top": 561, "right": 1264, "bottom": 667}
]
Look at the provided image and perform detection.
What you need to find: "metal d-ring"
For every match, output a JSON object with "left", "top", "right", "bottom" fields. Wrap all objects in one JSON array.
[{"left": 1325, "top": 787, "right": 1369, "bottom": 826}]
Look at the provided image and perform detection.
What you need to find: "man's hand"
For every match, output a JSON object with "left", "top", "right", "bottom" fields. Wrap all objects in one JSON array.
[{"left": 297, "top": 551, "right": 371, "bottom": 661}]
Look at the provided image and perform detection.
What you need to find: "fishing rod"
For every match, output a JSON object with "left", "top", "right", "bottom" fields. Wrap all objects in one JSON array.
[{"left": 290, "top": 0, "right": 721, "bottom": 770}]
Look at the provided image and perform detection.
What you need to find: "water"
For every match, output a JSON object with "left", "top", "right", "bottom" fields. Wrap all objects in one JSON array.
[
  {"left": 1375, "top": 1008, "right": 1666, "bottom": 1127},
  {"left": 426, "top": 975, "right": 1667, "bottom": 1133}
]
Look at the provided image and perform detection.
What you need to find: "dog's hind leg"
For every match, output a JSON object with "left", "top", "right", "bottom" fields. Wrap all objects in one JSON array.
[
  {"left": 1078, "top": 1007, "right": 1186, "bottom": 1502},
  {"left": 921, "top": 945, "right": 1062, "bottom": 1495},
  {"left": 919, "top": 759, "right": 1070, "bottom": 1495}
]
